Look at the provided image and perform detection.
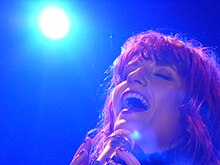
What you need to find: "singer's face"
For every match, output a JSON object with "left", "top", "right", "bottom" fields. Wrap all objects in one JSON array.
[{"left": 112, "top": 55, "right": 185, "bottom": 152}]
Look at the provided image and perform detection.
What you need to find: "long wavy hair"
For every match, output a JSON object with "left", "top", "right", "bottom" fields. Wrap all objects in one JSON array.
[{"left": 89, "top": 31, "right": 220, "bottom": 164}]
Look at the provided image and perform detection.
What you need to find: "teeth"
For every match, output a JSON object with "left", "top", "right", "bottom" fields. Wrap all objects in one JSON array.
[{"left": 122, "top": 92, "right": 150, "bottom": 110}]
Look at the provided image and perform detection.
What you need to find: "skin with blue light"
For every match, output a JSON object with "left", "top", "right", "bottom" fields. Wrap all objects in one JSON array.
[
  {"left": 71, "top": 57, "right": 184, "bottom": 165},
  {"left": 112, "top": 56, "right": 185, "bottom": 154},
  {"left": 70, "top": 31, "right": 220, "bottom": 165}
]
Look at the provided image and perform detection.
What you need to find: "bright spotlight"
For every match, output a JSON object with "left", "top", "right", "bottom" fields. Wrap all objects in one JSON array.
[{"left": 38, "top": 6, "right": 71, "bottom": 40}]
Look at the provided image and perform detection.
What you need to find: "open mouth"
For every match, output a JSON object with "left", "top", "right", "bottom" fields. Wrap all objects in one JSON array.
[{"left": 121, "top": 92, "right": 150, "bottom": 112}]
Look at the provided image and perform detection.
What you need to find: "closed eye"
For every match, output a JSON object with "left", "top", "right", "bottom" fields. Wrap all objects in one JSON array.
[{"left": 154, "top": 73, "right": 172, "bottom": 80}]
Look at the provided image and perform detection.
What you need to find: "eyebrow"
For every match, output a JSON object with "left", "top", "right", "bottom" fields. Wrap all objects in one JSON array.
[{"left": 156, "top": 64, "right": 178, "bottom": 73}]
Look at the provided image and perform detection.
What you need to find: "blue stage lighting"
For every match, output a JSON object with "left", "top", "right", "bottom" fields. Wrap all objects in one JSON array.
[{"left": 38, "top": 6, "right": 71, "bottom": 40}]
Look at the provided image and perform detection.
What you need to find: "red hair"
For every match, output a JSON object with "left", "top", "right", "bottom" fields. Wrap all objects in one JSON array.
[{"left": 90, "top": 31, "right": 220, "bottom": 164}]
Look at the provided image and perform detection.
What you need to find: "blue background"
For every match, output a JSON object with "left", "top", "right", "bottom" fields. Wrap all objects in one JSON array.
[{"left": 0, "top": 1, "right": 220, "bottom": 164}]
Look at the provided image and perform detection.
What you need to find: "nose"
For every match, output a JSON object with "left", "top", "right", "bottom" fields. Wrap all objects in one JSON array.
[{"left": 127, "top": 68, "right": 148, "bottom": 87}]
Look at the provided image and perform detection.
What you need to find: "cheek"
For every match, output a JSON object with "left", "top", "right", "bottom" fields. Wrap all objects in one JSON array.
[
  {"left": 152, "top": 89, "right": 182, "bottom": 133},
  {"left": 154, "top": 84, "right": 185, "bottom": 107},
  {"left": 112, "top": 81, "right": 127, "bottom": 115}
]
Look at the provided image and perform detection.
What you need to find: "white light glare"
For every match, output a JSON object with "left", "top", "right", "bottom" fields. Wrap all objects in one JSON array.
[
  {"left": 131, "top": 130, "right": 141, "bottom": 141},
  {"left": 39, "top": 6, "right": 70, "bottom": 39}
]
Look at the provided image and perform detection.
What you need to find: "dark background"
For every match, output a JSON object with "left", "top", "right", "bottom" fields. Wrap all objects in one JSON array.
[{"left": 1, "top": 1, "right": 220, "bottom": 164}]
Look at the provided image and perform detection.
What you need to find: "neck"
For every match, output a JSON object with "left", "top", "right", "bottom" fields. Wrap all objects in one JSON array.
[{"left": 133, "top": 129, "right": 177, "bottom": 154}]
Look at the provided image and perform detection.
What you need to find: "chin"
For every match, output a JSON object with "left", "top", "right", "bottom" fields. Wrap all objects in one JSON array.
[{"left": 114, "top": 119, "right": 140, "bottom": 133}]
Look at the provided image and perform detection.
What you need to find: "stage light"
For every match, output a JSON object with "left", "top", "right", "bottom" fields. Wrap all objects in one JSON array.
[{"left": 38, "top": 6, "right": 70, "bottom": 40}]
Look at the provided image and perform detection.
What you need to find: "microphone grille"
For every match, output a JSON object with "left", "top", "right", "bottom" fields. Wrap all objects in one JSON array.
[{"left": 105, "top": 129, "right": 133, "bottom": 152}]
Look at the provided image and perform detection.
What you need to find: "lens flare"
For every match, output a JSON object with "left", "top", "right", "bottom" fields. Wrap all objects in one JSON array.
[{"left": 131, "top": 130, "right": 141, "bottom": 140}]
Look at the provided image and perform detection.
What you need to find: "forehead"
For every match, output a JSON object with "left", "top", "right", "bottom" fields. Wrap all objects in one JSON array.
[
  {"left": 126, "top": 52, "right": 179, "bottom": 71},
  {"left": 116, "top": 38, "right": 192, "bottom": 86}
]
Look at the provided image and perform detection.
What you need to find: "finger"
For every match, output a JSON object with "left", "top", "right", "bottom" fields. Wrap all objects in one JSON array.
[
  {"left": 106, "top": 160, "right": 117, "bottom": 165},
  {"left": 74, "top": 136, "right": 92, "bottom": 157},
  {"left": 116, "top": 148, "right": 141, "bottom": 165},
  {"left": 70, "top": 149, "right": 89, "bottom": 165}
]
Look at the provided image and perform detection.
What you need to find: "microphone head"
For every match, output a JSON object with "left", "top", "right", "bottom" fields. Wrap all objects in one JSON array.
[
  {"left": 105, "top": 129, "right": 134, "bottom": 152},
  {"left": 91, "top": 129, "right": 135, "bottom": 165}
]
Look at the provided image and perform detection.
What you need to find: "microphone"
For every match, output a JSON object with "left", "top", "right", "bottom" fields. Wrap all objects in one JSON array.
[{"left": 91, "top": 129, "right": 134, "bottom": 165}]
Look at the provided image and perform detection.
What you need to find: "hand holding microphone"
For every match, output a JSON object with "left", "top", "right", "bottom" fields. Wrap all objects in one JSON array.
[{"left": 91, "top": 129, "right": 135, "bottom": 165}]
